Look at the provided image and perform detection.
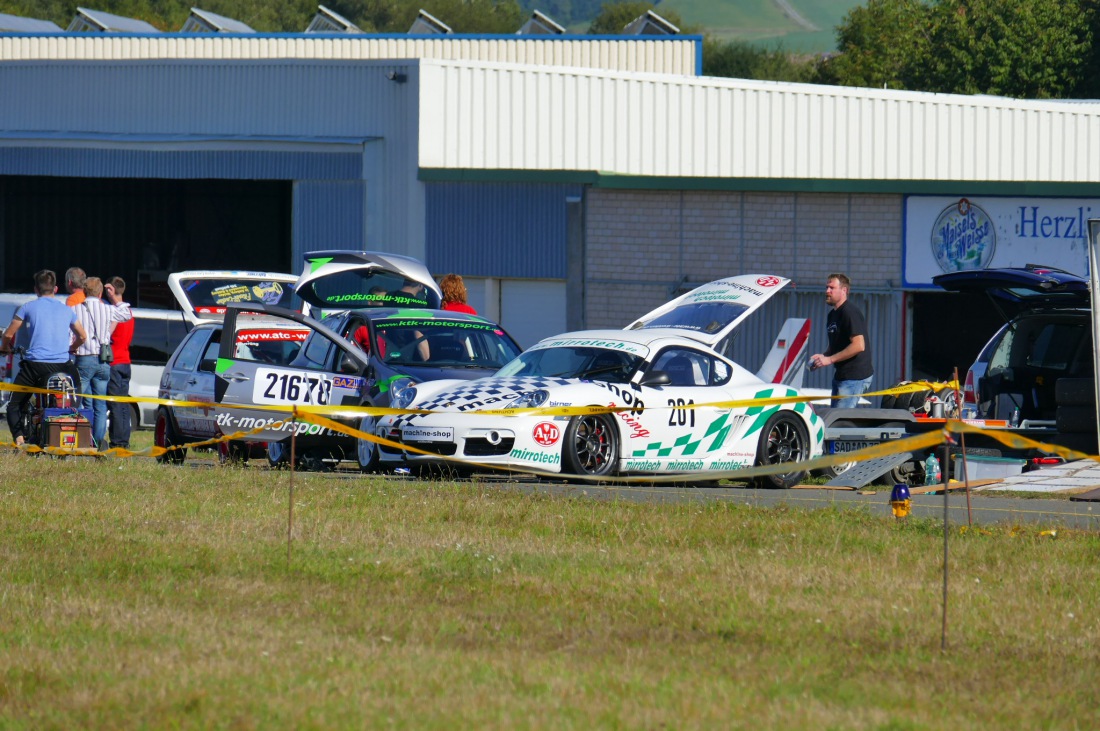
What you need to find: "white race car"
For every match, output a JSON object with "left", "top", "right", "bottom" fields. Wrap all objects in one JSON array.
[{"left": 375, "top": 274, "right": 825, "bottom": 487}]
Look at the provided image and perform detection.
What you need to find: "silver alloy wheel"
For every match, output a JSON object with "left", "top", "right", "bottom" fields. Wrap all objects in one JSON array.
[
  {"left": 267, "top": 439, "right": 287, "bottom": 467},
  {"left": 356, "top": 414, "right": 378, "bottom": 472}
]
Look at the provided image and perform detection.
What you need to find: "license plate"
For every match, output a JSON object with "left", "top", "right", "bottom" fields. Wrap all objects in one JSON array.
[
  {"left": 403, "top": 426, "right": 454, "bottom": 442},
  {"left": 828, "top": 440, "right": 877, "bottom": 454}
]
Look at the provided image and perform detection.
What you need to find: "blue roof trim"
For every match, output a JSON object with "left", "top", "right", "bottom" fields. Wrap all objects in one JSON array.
[
  {"left": 0, "top": 131, "right": 378, "bottom": 145},
  {"left": 0, "top": 31, "right": 703, "bottom": 41},
  {"left": 0, "top": 148, "right": 362, "bottom": 179}
]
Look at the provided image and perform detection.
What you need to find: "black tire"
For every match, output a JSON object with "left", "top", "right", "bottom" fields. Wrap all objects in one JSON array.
[
  {"left": 871, "top": 422, "right": 918, "bottom": 485},
  {"left": 562, "top": 413, "right": 619, "bottom": 478},
  {"left": 20, "top": 403, "right": 44, "bottom": 450},
  {"left": 879, "top": 393, "right": 897, "bottom": 410},
  {"left": 299, "top": 447, "right": 339, "bottom": 473},
  {"left": 1048, "top": 431, "right": 1098, "bottom": 456},
  {"left": 892, "top": 388, "right": 915, "bottom": 412},
  {"left": 1056, "top": 405, "right": 1097, "bottom": 434},
  {"left": 218, "top": 440, "right": 250, "bottom": 465},
  {"left": 356, "top": 412, "right": 379, "bottom": 473},
  {"left": 754, "top": 411, "right": 811, "bottom": 489},
  {"left": 820, "top": 419, "right": 857, "bottom": 479},
  {"left": 1056, "top": 378, "right": 1095, "bottom": 407},
  {"left": 154, "top": 408, "right": 186, "bottom": 465}
]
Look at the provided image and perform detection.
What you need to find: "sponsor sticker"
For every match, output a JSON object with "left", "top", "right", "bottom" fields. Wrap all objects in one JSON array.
[
  {"left": 236, "top": 328, "right": 308, "bottom": 343},
  {"left": 251, "top": 281, "right": 285, "bottom": 304},
  {"left": 510, "top": 447, "right": 561, "bottom": 465},
  {"left": 211, "top": 284, "right": 254, "bottom": 305},
  {"left": 403, "top": 426, "right": 454, "bottom": 442},
  {"left": 532, "top": 422, "right": 560, "bottom": 446},
  {"left": 756, "top": 276, "right": 781, "bottom": 288},
  {"left": 332, "top": 375, "right": 364, "bottom": 390}
]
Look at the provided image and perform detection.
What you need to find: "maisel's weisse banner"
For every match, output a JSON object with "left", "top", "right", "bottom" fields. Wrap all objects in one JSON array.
[{"left": 903, "top": 196, "right": 1099, "bottom": 286}]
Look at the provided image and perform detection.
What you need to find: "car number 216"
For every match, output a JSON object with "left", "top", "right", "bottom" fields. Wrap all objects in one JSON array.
[{"left": 253, "top": 368, "right": 331, "bottom": 406}]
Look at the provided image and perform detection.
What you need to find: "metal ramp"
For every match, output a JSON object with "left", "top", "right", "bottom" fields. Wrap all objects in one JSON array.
[{"left": 825, "top": 452, "right": 912, "bottom": 489}]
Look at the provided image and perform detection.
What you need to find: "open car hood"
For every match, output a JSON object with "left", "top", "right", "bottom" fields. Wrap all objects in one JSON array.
[
  {"left": 295, "top": 250, "right": 443, "bottom": 312},
  {"left": 624, "top": 274, "right": 791, "bottom": 347},
  {"left": 932, "top": 266, "right": 1089, "bottom": 309},
  {"left": 167, "top": 270, "right": 299, "bottom": 324}
]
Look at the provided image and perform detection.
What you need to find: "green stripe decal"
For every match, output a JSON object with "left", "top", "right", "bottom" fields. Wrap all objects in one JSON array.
[
  {"left": 215, "top": 357, "right": 233, "bottom": 374},
  {"left": 308, "top": 257, "right": 333, "bottom": 274}
]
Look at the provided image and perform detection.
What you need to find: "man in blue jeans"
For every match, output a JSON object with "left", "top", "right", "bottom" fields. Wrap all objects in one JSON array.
[
  {"left": 809, "top": 273, "right": 873, "bottom": 409},
  {"left": 73, "top": 276, "right": 131, "bottom": 449},
  {"left": 2, "top": 269, "right": 87, "bottom": 447}
]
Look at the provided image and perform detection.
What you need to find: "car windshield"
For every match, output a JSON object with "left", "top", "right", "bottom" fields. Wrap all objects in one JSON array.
[
  {"left": 369, "top": 317, "right": 520, "bottom": 368},
  {"left": 496, "top": 346, "right": 645, "bottom": 383},
  {"left": 635, "top": 301, "right": 750, "bottom": 334},
  {"left": 180, "top": 277, "right": 297, "bottom": 314}
]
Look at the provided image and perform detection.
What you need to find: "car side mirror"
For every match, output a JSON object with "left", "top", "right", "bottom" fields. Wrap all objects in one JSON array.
[
  {"left": 339, "top": 353, "right": 361, "bottom": 375},
  {"left": 198, "top": 358, "right": 216, "bottom": 373},
  {"left": 640, "top": 370, "right": 671, "bottom": 387}
]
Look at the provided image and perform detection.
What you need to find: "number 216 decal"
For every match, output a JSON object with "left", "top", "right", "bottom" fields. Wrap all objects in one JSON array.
[{"left": 253, "top": 368, "right": 332, "bottom": 406}]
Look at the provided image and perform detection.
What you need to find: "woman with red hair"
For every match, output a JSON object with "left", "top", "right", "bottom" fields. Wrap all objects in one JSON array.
[{"left": 439, "top": 273, "right": 477, "bottom": 314}]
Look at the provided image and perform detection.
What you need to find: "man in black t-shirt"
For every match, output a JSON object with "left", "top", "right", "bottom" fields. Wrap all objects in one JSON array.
[{"left": 809, "top": 273, "right": 873, "bottom": 408}]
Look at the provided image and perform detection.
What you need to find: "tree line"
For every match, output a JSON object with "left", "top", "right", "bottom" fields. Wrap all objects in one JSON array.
[{"left": 3, "top": 0, "right": 1098, "bottom": 99}]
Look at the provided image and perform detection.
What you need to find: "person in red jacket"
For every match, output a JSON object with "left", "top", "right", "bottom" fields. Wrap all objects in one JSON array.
[
  {"left": 106, "top": 276, "right": 135, "bottom": 449},
  {"left": 439, "top": 273, "right": 477, "bottom": 314}
]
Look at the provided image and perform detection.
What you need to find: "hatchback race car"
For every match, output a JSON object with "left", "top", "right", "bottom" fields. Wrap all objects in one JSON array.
[
  {"left": 154, "top": 317, "right": 311, "bottom": 464},
  {"left": 375, "top": 275, "right": 826, "bottom": 487},
  {"left": 208, "top": 251, "right": 522, "bottom": 470}
]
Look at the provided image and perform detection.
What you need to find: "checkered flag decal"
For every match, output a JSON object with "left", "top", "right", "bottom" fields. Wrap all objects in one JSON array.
[{"left": 389, "top": 376, "right": 573, "bottom": 428}]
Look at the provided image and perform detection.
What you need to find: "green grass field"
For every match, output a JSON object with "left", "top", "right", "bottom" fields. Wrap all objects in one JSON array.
[
  {"left": 659, "top": 0, "right": 862, "bottom": 51},
  {"left": 1, "top": 447, "right": 1098, "bottom": 729}
]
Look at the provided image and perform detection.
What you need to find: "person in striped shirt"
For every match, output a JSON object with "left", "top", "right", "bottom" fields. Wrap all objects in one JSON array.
[{"left": 73, "top": 277, "right": 131, "bottom": 450}]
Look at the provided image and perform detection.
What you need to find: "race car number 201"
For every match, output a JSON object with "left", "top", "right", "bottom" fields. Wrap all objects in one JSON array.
[{"left": 253, "top": 368, "right": 332, "bottom": 406}]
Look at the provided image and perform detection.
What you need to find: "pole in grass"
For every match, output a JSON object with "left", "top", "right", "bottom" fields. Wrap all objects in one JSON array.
[
  {"left": 941, "top": 439, "right": 950, "bottom": 651},
  {"left": 288, "top": 406, "right": 297, "bottom": 567},
  {"left": 953, "top": 367, "right": 973, "bottom": 526}
]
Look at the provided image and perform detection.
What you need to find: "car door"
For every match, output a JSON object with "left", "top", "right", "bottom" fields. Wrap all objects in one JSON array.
[
  {"left": 161, "top": 327, "right": 213, "bottom": 438},
  {"left": 213, "top": 304, "right": 368, "bottom": 442},
  {"left": 627, "top": 347, "right": 742, "bottom": 470},
  {"left": 190, "top": 329, "right": 223, "bottom": 438}
]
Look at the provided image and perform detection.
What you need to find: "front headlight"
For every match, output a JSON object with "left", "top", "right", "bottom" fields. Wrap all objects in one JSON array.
[
  {"left": 507, "top": 389, "right": 549, "bottom": 409},
  {"left": 390, "top": 378, "right": 418, "bottom": 410}
]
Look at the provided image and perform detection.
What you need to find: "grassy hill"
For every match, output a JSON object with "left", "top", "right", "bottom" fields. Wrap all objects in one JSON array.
[{"left": 655, "top": 0, "right": 861, "bottom": 52}]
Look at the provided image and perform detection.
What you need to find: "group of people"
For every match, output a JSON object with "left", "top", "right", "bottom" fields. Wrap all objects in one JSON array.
[{"left": 2, "top": 267, "right": 134, "bottom": 451}]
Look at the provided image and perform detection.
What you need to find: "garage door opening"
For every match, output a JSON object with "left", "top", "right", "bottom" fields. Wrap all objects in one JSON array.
[{"left": 0, "top": 177, "right": 292, "bottom": 301}]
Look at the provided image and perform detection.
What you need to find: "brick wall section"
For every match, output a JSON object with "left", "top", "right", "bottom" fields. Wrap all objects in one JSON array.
[{"left": 585, "top": 188, "right": 903, "bottom": 328}]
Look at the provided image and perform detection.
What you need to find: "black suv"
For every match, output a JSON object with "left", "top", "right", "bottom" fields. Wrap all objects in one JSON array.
[{"left": 933, "top": 265, "right": 1092, "bottom": 424}]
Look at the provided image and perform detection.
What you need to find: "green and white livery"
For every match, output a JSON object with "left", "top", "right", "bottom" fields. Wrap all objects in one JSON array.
[{"left": 376, "top": 274, "right": 826, "bottom": 488}]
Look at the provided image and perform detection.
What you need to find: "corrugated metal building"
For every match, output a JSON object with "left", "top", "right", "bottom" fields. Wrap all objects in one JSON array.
[{"left": 1, "top": 32, "right": 1098, "bottom": 384}]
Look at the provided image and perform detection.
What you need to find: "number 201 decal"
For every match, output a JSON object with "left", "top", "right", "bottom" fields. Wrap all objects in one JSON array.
[
  {"left": 253, "top": 368, "right": 332, "bottom": 406},
  {"left": 667, "top": 398, "right": 695, "bottom": 427}
]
